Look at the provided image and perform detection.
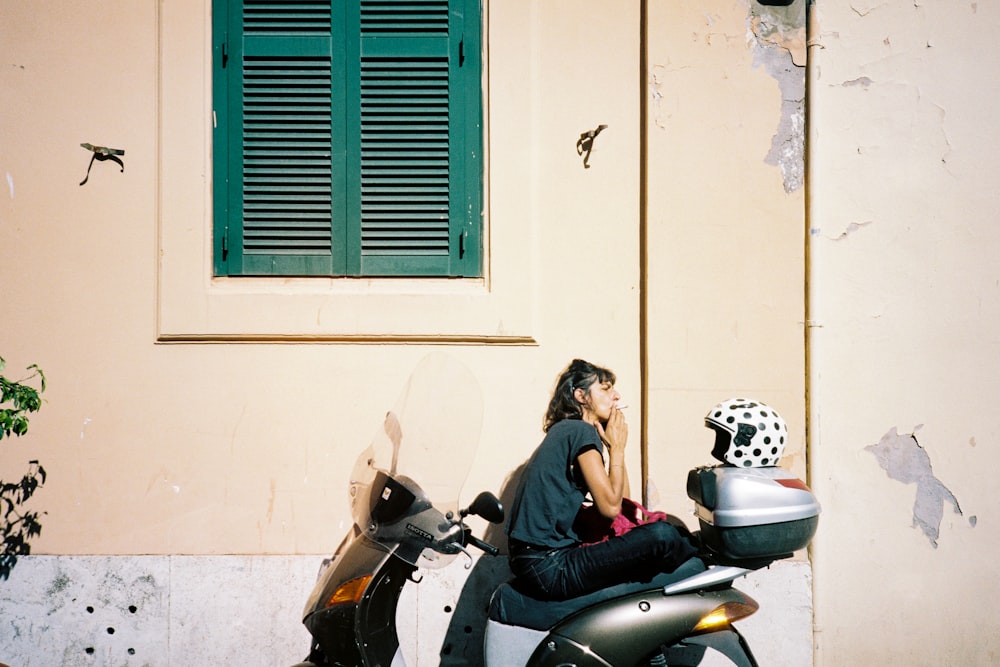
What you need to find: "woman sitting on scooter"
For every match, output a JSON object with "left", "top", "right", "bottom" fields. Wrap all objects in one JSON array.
[{"left": 505, "top": 358, "right": 697, "bottom": 601}]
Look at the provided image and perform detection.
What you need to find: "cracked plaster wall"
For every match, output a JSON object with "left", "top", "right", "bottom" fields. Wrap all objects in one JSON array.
[
  {"left": 647, "top": 1, "right": 808, "bottom": 193},
  {"left": 751, "top": 1, "right": 807, "bottom": 193},
  {"left": 643, "top": 0, "right": 808, "bottom": 496},
  {"left": 808, "top": 0, "right": 1000, "bottom": 663},
  {"left": 642, "top": 2, "right": 812, "bottom": 660}
]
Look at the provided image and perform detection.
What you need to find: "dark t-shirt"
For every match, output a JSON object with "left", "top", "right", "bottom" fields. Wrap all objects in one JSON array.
[{"left": 506, "top": 419, "right": 604, "bottom": 549}]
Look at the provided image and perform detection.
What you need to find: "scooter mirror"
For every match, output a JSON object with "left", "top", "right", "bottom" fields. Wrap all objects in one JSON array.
[{"left": 467, "top": 492, "right": 505, "bottom": 524}]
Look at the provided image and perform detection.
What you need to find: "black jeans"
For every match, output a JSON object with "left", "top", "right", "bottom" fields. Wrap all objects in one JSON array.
[{"left": 509, "top": 521, "right": 698, "bottom": 601}]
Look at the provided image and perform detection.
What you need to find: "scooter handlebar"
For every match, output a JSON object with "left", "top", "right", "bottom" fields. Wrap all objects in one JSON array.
[{"left": 464, "top": 532, "right": 500, "bottom": 557}]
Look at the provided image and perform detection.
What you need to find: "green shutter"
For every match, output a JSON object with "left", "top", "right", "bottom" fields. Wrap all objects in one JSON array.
[
  {"left": 213, "top": 0, "right": 481, "bottom": 278},
  {"left": 215, "top": 0, "right": 343, "bottom": 276}
]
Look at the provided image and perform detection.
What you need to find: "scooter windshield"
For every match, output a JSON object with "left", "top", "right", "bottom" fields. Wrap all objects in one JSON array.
[{"left": 348, "top": 353, "right": 483, "bottom": 568}]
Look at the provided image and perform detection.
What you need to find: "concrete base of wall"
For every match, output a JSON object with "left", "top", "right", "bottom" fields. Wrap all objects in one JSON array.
[
  {"left": 0, "top": 555, "right": 319, "bottom": 666},
  {"left": 0, "top": 555, "right": 812, "bottom": 666},
  {"left": 722, "top": 560, "right": 815, "bottom": 666}
]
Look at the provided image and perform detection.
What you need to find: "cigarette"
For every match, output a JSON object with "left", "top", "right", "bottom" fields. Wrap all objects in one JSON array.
[{"left": 616, "top": 404, "right": 629, "bottom": 410}]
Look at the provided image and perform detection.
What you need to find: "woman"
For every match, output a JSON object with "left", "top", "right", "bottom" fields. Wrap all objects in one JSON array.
[{"left": 505, "top": 359, "right": 697, "bottom": 601}]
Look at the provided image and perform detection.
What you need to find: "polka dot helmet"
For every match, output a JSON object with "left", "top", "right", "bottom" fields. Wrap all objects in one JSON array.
[{"left": 705, "top": 398, "right": 787, "bottom": 467}]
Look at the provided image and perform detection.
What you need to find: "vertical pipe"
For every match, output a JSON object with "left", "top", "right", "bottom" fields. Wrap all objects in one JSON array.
[
  {"left": 804, "top": 1, "right": 821, "bottom": 663},
  {"left": 639, "top": 0, "right": 650, "bottom": 506}
]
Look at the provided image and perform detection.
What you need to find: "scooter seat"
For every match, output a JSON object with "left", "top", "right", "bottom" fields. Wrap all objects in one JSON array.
[{"left": 488, "top": 556, "right": 706, "bottom": 631}]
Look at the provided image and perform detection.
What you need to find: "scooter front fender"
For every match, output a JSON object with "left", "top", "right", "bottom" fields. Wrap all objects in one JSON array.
[
  {"left": 302, "top": 533, "right": 412, "bottom": 667},
  {"left": 526, "top": 587, "right": 758, "bottom": 667}
]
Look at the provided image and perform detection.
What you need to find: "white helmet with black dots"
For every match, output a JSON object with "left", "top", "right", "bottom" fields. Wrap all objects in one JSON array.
[{"left": 705, "top": 398, "right": 787, "bottom": 467}]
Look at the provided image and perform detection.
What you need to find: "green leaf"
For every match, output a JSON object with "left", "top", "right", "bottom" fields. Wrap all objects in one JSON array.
[{"left": 0, "top": 358, "right": 48, "bottom": 580}]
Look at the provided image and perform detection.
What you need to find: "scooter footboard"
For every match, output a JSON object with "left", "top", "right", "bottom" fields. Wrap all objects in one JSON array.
[{"left": 484, "top": 619, "right": 548, "bottom": 667}]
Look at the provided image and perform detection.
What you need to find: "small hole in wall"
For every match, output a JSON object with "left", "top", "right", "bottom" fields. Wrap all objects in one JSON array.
[
  {"left": 85, "top": 647, "right": 95, "bottom": 655},
  {"left": 464, "top": 625, "right": 473, "bottom": 634},
  {"left": 441, "top": 644, "right": 452, "bottom": 655},
  {"left": 128, "top": 605, "right": 138, "bottom": 614},
  {"left": 107, "top": 627, "right": 116, "bottom": 635},
  {"left": 443, "top": 605, "right": 452, "bottom": 613},
  {"left": 86, "top": 606, "right": 95, "bottom": 613},
  {"left": 128, "top": 648, "right": 136, "bottom": 656}
]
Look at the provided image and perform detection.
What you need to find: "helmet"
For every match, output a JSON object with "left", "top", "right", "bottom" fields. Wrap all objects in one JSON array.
[{"left": 705, "top": 398, "right": 787, "bottom": 467}]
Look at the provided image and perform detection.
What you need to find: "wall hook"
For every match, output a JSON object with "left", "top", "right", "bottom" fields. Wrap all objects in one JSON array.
[
  {"left": 79, "top": 143, "right": 125, "bottom": 186},
  {"left": 576, "top": 124, "right": 607, "bottom": 169}
]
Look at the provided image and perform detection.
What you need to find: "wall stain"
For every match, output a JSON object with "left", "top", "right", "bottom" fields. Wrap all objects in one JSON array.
[
  {"left": 266, "top": 478, "right": 276, "bottom": 524},
  {"left": 865, "top": 426, "right": 967, "bottom": 547},
  {"left": 47, "top": 572, "right": 71, "bottom": 597}
]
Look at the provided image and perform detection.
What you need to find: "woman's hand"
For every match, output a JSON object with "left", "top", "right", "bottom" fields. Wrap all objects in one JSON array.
[
  {"left": 596, "top": 407, "right": 628, "bottom": 455},
  {"left": 580, "top": 408, "right": 630, "bottom": 519}
]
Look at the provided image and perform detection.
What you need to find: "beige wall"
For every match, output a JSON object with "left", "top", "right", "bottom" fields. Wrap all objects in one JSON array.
[
  {"left": 11, "top": 0, "right": 997, "bottom": 664},
  {"left": 644, "top": 1, "right": 807, "bottom": 514},
  {"left": 809, "top": 0, "right": 1000, "bottom": 663},
  {"left": 1, "top": 3, "right": 810, "bottom": 663},
  {"left": 2, "top": 0, "right": 807, "bottom": 555},
  {"left": 0, "top": 0, "right": 646, "bottom": 555}
]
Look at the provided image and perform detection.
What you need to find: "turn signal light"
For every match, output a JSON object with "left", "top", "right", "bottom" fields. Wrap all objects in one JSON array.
[
  {"left": 325, "top": 575, "right": 372, "bottom": 608},
  {"left": 693, "top": 599, "right": 759, "bottom": 632}
]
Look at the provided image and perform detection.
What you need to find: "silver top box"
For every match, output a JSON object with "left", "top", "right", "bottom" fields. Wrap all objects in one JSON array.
[{"left": 689, "top": 465, "right": 821, "bottom": 528}]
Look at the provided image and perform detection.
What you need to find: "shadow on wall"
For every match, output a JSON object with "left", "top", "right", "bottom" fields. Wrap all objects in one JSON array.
[
  {"left": 439, "top": 555, "right": 513, "bottom": 666},
  {"left": 482, "top": 462, "right": 527, "bottom": 556},
  {"left": 439, "top": 462, "right": 526, "bottom": 665}
]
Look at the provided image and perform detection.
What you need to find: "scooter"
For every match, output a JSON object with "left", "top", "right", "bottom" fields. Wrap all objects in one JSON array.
[{"left": 293, "top": 354, "right": 820, "bottom": 666}]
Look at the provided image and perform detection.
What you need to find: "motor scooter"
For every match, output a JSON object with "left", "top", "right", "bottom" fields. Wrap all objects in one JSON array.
[{"left": 292, "top": 354, "right": 819, "bottom": 666}]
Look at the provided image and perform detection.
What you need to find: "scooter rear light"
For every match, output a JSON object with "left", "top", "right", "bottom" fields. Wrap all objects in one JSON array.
[
  {"left": 693, "top": 598, "right": 759, "bottom": 632},
  {"left": 325, "top": 575, "right": 372, "bottom": 608},
  {"left": 776, "top": 478, "right": 811, "bottom": 491}
]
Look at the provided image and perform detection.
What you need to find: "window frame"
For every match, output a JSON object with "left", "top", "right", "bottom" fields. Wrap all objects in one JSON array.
[
  {"left": 157, "top": 0, "right": 537, "bottom": 344},
  {"left": 211, "top": 0, "right": 484, "bottom": 279}
]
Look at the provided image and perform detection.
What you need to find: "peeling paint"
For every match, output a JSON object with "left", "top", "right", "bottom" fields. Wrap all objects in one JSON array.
[
  {"left": 647, "top": 65, "right": 675, "bottom": 130},
  {"left": 841, "top": 76, "right": 874, "bottom": 88},
  {"left": 749, "top": 1, "right": 807, "bottom": 66},
  {"left": 755, "top": 44, "right": 805, "bottom": 193},
  {"left": 830, "top": 220, "right": 872, "bottom": 240},
  {"left": 749, "top": 2, "right": 806, "bottom": 193},
  {"left": 865, "top": 427, "right": 965, "bottom": 547},
  {"left": 849, "top": 3, "right": 880, "bottom": 18}
]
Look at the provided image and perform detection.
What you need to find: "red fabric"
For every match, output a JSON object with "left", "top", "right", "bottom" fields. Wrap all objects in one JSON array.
[{"left": 574, "top": 497, "right": 670, "bottom": 546}]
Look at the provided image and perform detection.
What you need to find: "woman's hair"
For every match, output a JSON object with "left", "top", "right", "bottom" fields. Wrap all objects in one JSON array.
[{"left": 543, "top": 359, "right": 616, "bottom": 432}]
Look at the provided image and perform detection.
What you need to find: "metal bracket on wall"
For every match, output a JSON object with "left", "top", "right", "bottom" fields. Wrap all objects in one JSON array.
[
  {"left": 79, "top": 143, "right": 125, "bottom": 186},
  {"left": 576, "top": 124, "right": 608, "bottom": 169}
]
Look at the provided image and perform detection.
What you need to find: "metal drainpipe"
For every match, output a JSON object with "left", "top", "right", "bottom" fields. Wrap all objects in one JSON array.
[
  {"left": 639, "top": 0, "right": 650, "bottom": 506},
  {"left": 804, "top": 2, "right": 822, "bottom": 661}
]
